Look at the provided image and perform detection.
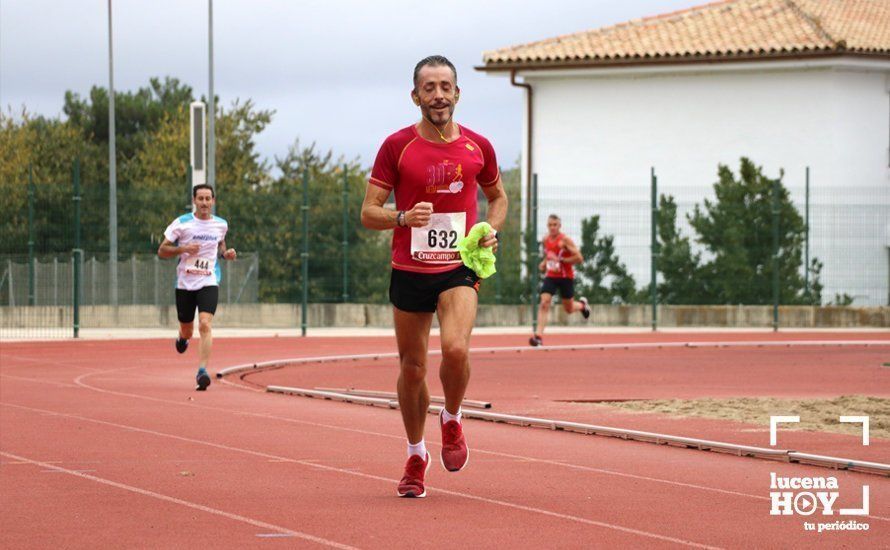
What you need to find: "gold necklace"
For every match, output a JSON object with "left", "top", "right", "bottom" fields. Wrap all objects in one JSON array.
[{"left": 423, "top": 117, "right": 451, "bottom": 142}]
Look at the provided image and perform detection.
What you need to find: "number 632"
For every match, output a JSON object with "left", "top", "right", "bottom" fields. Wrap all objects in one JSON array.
[{"left": 428, "top": 230, "right": 458, "bottom": 249}]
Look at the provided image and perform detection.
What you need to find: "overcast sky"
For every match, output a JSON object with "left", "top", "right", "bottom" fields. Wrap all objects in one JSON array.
[{"left": 1, "top": 0, "right": 700, "bottom": 169}]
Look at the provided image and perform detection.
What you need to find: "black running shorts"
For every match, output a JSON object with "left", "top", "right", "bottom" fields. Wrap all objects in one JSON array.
[
  {"left": 540, "top": 277, "right": 574, "bottom": 299},
  {"left": 175, "top": 286, "right": 219, "bottom": 323},
  {"left": 389, "top": 265, "right": 480, "bottom": 313}
]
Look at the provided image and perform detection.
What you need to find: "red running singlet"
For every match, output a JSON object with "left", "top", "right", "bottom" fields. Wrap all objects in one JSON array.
[
  {"left": 369, "top": 125, "right": 500, "bottom": 274},
  {"left": 543, "top": 233, "right": 573, "bottom": 279}
]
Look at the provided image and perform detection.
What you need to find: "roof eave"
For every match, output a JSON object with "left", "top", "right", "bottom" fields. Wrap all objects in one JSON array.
[{"left": 475, "top": 50, "right": 890, "bottom": 73}]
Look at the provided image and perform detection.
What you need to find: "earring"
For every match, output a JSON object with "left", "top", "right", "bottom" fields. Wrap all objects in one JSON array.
[{"left": 454, "top": 93, "right": 460, "bottom": 103}]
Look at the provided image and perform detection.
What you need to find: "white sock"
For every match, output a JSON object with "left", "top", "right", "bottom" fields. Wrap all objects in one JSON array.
[
  {"left": 442, "top": 407, "right": 462, "bottom": 424},
  {"left": 407, "top": 439, "right": 427, "bottom": 458}
]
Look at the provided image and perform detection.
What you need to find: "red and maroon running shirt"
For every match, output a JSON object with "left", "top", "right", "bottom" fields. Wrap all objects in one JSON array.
[
  {"left": 369, "top": 124, "right": 499, "bottom": 274},
  {"left": 543, "top": 233, "right": 574, "bottom": 279}
]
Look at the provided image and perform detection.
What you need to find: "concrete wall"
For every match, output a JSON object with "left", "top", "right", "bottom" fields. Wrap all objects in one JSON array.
[
  {"left": 519, "top": 59, "right": 890, "bottom": 305},
  {"left": 2, "top": 304, "right": 887, "bottom": 329}
]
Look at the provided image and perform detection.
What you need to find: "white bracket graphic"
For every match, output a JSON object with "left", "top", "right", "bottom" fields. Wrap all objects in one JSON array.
[
  {"left": 840, "top": 486, "right": 870, "bottom": 516},
  {"left": 839, "top": 416, "right": 869, "bottom": 446},
  {"left": 770, "top": 415, "right": 800, "bottom": 446}
]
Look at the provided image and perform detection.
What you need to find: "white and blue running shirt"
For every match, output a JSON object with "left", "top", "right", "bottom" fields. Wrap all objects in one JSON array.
[{"left": 163, "top": 213, "right": 229, "bottom": 290}]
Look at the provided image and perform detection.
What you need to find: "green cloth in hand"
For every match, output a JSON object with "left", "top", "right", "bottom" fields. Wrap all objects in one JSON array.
[{"left": 457, "top": 222, "right": 497, "bottom": 279}]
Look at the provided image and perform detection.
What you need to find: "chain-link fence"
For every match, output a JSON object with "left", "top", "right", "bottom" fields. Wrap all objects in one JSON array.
[
  {"left": 1, "top": 158, "right": 887, "bottom": 337},
  {"left": 54, "top": 253, "right": 258, "bottom": 307},
  {"left": 0, "top": 252, "right": 258, "bottom": 338},
  {"left": 529, "top": 165, "right": 888, "bottom": 336}
]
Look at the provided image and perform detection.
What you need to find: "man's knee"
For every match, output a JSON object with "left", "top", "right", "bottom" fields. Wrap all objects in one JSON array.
[
  {"left": 563, "top": 301, "right": 574, "bottom": 313},
  {"left": 198, "top": 317, "right": 213, "bottom": 335},
  {"left": 441, "top": 340, "right": 468, "bottom": 366},
  {"left": 539, "top": 296, "right": 551, "bottom": 310},
  {"left": 400, "top": 357, "right": 427, "bottom": 385}
]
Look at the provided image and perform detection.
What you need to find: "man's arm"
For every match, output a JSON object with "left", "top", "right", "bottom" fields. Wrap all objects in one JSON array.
[
  {"left": 158, "top": 238, "right": 199, "bottom": 259},
  {"left": 360, "top": 184, "right": 432, "bottom": 230},
  {"left": 561, "top": 236, "right": 584, "bottom": 265},
  {"left": 479, "top": 177, "right": 508, "bottom": 250},
  {"left": 218, "top": 239, "right": 237, "bottom": 261},
  {"left": 360, "top": 185, "right": 398, "bottom": 230}
]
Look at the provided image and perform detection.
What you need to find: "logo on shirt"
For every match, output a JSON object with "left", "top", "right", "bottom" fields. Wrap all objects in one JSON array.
[{"left": 425, "top": 160, "right": 465, "bottom": 194}]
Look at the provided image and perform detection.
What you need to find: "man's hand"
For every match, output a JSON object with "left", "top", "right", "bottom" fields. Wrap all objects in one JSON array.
[
  {"left": 406, "top": 202, "right": 433, "bottom": 227},
  {"left": 181, "top": 243, "right": 200, "bottom": 255},
  {"left": 479, "top": 230, "right": 498, "bottom": 253},
  {"left": 223, "top": 248, "right": 237, "bottom": 261},
  {"left": 539, "top": 260, "right": 546, "bottom": 273}
]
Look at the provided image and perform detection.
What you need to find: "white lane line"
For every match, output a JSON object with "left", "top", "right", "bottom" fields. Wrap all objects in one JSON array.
[
  {"left": 0, "top": 450, "right": 357, "bottom": 550},
  {"left": 17, "top": 345, "right": 890, "bottom": 528},
  {"left": 0, "top": 353, "right": 107, "bottom": 372},
  {"left": 0, "top": 374, "right": 81, "bottom": 388},
  {"left": 1, "top": 402, "right": 721, "bottom": 548},
  {"left": 218, "top": 376, "right": 265, "bottom": 392},
  {"left": 65, "top": 366, "right": 887, "bottom": 516}
]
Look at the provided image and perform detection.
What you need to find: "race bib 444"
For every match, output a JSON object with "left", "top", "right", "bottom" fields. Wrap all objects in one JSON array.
[
  {"left": 184, "top": 256, "right": 216, "bottom": 276},
  {"left": 410, "top": 212, "right": 466, "bottom": 264}
]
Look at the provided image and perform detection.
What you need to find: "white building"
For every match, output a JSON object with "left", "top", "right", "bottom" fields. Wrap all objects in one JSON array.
[{"left": 481, "top": 0, "right": 890, "bottom": 305}]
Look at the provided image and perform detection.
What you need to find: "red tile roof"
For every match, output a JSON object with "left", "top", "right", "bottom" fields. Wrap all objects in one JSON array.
[{"left": 481, "top": 0, "right": 890, "bottom": 70}]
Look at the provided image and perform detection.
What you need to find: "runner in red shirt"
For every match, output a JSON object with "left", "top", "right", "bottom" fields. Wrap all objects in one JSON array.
[
  {"left": 529, "top": 214, "right": 590, "bottom": 347},
  {"left": 361, "top": 55, "right": 507, "bottom": 498}
]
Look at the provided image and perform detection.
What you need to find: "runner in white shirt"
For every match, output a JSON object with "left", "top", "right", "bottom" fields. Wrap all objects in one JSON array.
[{"left": 158, "top": 184, "right": 236, "bottom": 390}]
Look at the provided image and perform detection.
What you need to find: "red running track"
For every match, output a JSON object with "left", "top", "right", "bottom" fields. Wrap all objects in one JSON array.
[{"left": 1, "top": 332, "right": 888, "bottom": 549}]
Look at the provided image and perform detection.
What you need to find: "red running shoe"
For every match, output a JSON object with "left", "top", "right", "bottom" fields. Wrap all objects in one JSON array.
[
  {"left": 439, "top": 410, "right": 469, "bottom": 472},
  {"left": 397, "top": 452, "right": 431, "bottom": 498}
]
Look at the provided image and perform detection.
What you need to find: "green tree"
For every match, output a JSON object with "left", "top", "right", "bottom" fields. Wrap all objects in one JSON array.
[
  {"left": 249, "top": 140, "right": 393, "bottom": 304},
  {"left": 107, "top": 97, "right": 273, "bottom": 256},
  {"left": 574, "top": 215, "right": 641, "bottom": 304},
  {"left": 655, "top": 195, "right": 704, "bottom": 304},
  {"left": 0, "top": 110, "right": 99, "bottom": 255},
  {"left": 64, "top": 77, "right": 194, "bottom": 161},
  {"left": 477, "top": 165, "right": 523, "bottom": 304},
  {"left": 657, "top": 158, "right": 822, "bottom": 305}
]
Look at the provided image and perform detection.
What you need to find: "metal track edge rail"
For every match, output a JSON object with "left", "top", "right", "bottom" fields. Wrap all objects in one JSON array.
[{"left": 265, "top": 385, "right": 889, "bottom": 477}]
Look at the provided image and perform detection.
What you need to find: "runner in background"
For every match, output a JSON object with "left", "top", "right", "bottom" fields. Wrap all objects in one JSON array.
[
  {"left": 530, "top": 214, "right": 589, "bottom": 347},
  {"left": 158, "top": 184, "right": 236, "bottom": 390}
]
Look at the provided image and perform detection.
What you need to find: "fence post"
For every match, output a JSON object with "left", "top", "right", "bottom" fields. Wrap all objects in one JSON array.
[
  {"left": 772, "top": 179, "right": 779, "bottom": 332},
  {"left": 53, "top": 257, "right": 59, "bottom": 306},
  {"left": 91, "top": 257, "right": 97, "bottom": 305},
  {"left": 301, "top": 167, "right": 309, "bottom": 337},
  {"left": 28, "top": 164, "right": 36, "bottom": 306},
  {"left": 650, "top": 167, "right": 658, "bottom": 331},
  {"left": 34, "top": 258, "right": 39, "bottom": 306},
  {"left": 6, "top": 259, "right": 13, "bottom": 307},
  {"left": 530, "top": 173, "right": 539, "bottom": 334},
  {"left": 73, "top": 158, "right": 82, "bottom": 338},
  {"left": 153, "top": 255, "right": 160, "bottom": 306},
  {"left": 342, "top": 164, "right": 349, "bottom": 303},
  {"left": 804, "top": 166, "right": 810, "bottom": 301},
  {"left": 131, "top": 254, "right": 137, "bottom": 305},
  {"left": 495, "top": 263, "right": 502, "bottom": 304}
]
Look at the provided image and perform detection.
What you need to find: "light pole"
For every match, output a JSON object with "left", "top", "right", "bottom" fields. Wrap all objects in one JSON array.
[
  {"left": 208, "top": 0, "right": 215, "bottom": 191},
  {"left": 107, "top": 0, "right": 118, "bottom": 305}
]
